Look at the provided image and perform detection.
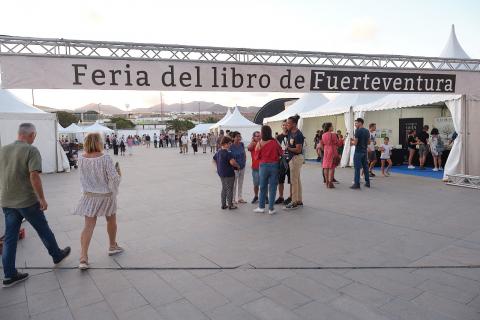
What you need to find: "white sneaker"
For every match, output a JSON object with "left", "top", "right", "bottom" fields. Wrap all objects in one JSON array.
[
  {"left": 268, "top": 209, "right": 276, "bottom": 215},
  {"left": 408, "top": 165, "right": 415, "bottom": 169},
  {"left": 108, "top": 244, "right": 124, "bottom": 256},
  {"left": 253, "top": 207, "right": 265, "bottom": 213},
  {"left": 432, "top": 168, "right": 439, "bottom": 172},
  {"left": 78, "top": 261, "right": 89, "bottom": 270},
  {"left": 439, "top": 167, "right": 443, "bottom": 171}
]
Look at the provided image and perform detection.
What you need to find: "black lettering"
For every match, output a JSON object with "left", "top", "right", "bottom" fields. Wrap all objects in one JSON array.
[
  {"left": 125, "top": 64, "right": 132, "bottom": 86},
  {"left": 195, "top": 66, "right": 202, "bottom": 87},
  {"left": 221, "top": 67, "right": 228, "bottom": 88},
  {"left": 247, "top": 74, "right": 256, "bottom": 88},
  {"left": 109, "top": 70, "right": 121, "bottom": 86},
  {"left": 212, "top": 67, "right": 219, "bottom": 88},
  {"left": 231, "top": 67, "right": 243, "bottom": 88},
  {"left": 92, "top": 69, "right": 105, "bottom": 85},
  {"left": 162, "top": 65, "right": 176, "bottom": 87},
  {"left": 294, "top": 75, "right": 305, "bottom": 89},
  {"left": 72, "top": 64, "right": 87, "bottom": 85},
  {"left": 280, "top": 69, "right": 292, "bottom": 89},
  {"left": 179, "top": 72, "right": 192, "bottom": 87},
  {"left": 136, "top": 71, "right": 150, "bottom": 86},
  {"left": 259, "top": 74, "right": 270, "bottom": 88}
]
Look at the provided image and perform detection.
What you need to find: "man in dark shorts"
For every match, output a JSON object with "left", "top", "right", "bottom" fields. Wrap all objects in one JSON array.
[
  {"left": 275, "top": 121, "right": 291, "bottom": 204},
  {"left": 351, "top": 118, "right": 371, "bottom": 189},
  {"left": 0, "top": 123, "right": 71, "bottom": 287},
  {"left": 417, "top": 125, "right": 430, "bottom": 170}
]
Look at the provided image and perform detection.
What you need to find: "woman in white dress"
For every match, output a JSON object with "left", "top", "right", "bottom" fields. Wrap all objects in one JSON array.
[{"left": 73, "top": 133, "right": 123, "bottom": 270}]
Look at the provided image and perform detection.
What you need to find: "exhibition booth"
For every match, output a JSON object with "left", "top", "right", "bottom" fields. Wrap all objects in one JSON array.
[{"left": 210, "top": 107, "right": 261, "bottom": 140}]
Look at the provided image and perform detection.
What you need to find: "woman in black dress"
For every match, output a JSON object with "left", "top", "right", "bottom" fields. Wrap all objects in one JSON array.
[{"left": 191, "top": 134, "right": 198, "bottom": 155}]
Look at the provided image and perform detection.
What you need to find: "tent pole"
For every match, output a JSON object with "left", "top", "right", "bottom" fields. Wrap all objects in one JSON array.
[
  {"left": 55, "top": 116, "right": 60, "bottom": 172},
  {"left": 462, "top": 94, "right": 467, "bottom": 175}
]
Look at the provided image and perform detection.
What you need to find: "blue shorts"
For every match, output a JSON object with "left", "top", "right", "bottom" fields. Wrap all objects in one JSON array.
[{"left": 252, "top": 169, "right": 260, "bottom": 187}]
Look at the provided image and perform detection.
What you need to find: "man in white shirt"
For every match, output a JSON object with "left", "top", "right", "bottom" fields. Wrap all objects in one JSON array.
[{"left": 181, "top": 134, "right": 189, "bottom": 154}]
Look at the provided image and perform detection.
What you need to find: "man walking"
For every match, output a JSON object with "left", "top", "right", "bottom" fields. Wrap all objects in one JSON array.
[
  {"left": 350, "top": 118, "right": 371, "bottom": 189},
  {"left": 0, "top": 123, "right": 70, "bottom": 287}
]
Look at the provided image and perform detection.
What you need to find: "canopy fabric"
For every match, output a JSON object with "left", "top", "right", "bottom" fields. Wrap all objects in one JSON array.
[
  {"left": 0, "top": 90, "right": 60, "bottom": 173},
  {"left": 0, "top": 90, "right": 45, "bottom": 113},
  {"left": 440, "top": 25, "right": 470, "bottom": 59},
  {"left": 62, "top": 123, "right": 84, "bottom": 133},
  {"left": 188, "top": 123, "right": 213, "bottom": 136},
  {"left": 83, "top": 122, "right": 114, "bottom": 133},
  {"left": 354, "top": 94, "right": 461, "bottom": 112},
  {"left": 264, "top": 93, "right": 328, "bottom": 123},
  {"left": 301, "top": 93, "right": 386, "bottom": 118},
  {"left": 218, "top": 107, "right": 259, "bottom": 128},
  {"left": 210, "top": 108, "right": 232, "bottom": 130}
]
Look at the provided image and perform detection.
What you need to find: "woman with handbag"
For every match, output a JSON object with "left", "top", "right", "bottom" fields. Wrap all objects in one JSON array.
[{"left": 321, "top": 122, "right": 342, "bottom": 189}]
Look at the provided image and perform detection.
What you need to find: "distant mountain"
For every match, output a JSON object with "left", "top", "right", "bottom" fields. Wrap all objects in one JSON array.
[
  {"left": 74, "top": 103, "right": 126, "bottom": 115},
  {"left": 67, "top": 101, "right": 259, "bottom": 115}
]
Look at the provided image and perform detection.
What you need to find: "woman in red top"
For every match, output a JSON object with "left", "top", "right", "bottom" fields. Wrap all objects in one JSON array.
[
  {"left": 247, "top": 131, "right": 261, "bottom": 204},
  {"left": 253, "top": 126, "right": 283, "bottom": 214},
  {"left": 321, "top": 122, "right": 342, "bottom": 189}
]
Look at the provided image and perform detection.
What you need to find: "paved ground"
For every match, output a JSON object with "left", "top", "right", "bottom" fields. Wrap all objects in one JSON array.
[{"left": 1, "top": 146, "right": 480, "bottom": 319}]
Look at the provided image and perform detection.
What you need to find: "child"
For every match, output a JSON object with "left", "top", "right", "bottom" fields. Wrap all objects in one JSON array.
[
  {"left": 380, "top": 137, "right": 393, "bottom": 176},
  {"left": 430, "top": 128, "right": 444, "bottom": 171},
  {"left": 213, "top": 136, "right": 240, "bottom": 210}
]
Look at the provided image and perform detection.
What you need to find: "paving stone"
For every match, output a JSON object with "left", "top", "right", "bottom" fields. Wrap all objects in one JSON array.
[
  {"left": 226, "top": 269, "right": 279, "bottom": 291},
  {"left": 25, "top": 271, "right": 59, "bottom": 296},
  {"left": 412, "top": 292, "right": 480, "bottom": 320},
  {"left": 30, "top": 306, "right": 74, "bottom": 320},
  {"left": 72, "top": 301, "right": 117, "bottom": 320},
  {"left": 0, "top": 302, "right": 29, "bottom": 320},
  {"left": 156, "top": 299, "right": 209, "bottom": 320},
  {"left": 379, "top": 297, "right": 457, "bottom": 320},
  {"left": 0, "top": 281, "right": 26, "bottom": 308},
  {"left": 343, "top": 269, "right": 424, "bottom": 300},
  {"left": 261, "top": 284, "right": 312, "bottom": 310},
  {"left": 293, "top": 300, "right": 360, "bottom": 320},
  {"left": 411, "top": 269, "right": 480, "bottom": 297},
  {"left": 61, "top": 279, "right": 105, "bottom": 310},
  {"left": 104, "top": 287, "right": 149, "bottom": 314},
  {"left": 281, "top": 275, "right": 340, "bottom": 303},
  {"left": 242, "top": 297, "right": 303, "bottom": 320},
  {"left": 156, "top": 269, "right": 208, "bottom": 294},
  {"left": 340, "top": 282, "right": 395, "bottom": 307},
  {"left": 90, "top": 269, "right": 132, "bottom": 295},
  {"left": 207, "top": 303, "right": 258, "bottom": 320},
  {"left": 467, "top": 294, "right": 480, "bottom": 311},
  {"left": 294, "top": 269, "right": 353, "bottom": 290},
  {"left": 26, "top": 288, "right": 67, "bottom": 315},
  {"left": 122, "top": 270, "right": 182, "bottom": 307},
  {"left": 201, "top": 271, "right": 262, "bottom": 306},
  {"left": 417, "top": 279, "right": 477, "bottom": 304},
  {"left": 182, "top": 282, "right": 230, "bottom": 312},
  {"left": 117, "top": 305, "right": 165, "bottom": 320},
  {"left": 330, "top": 295, "right": 394, "bottom": 320}
]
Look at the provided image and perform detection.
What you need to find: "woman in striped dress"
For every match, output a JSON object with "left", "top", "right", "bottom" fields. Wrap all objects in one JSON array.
[{"left": 73, "top": 133, "right": 123, "bottom": 270}]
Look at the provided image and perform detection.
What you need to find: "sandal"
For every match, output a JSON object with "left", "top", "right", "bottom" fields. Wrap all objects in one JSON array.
[
  {"left": 78, "top": 259, "right": 89, "bottom": 270},
  {"left": 108, "top": 243, "right": 124, "bottom": 256}
]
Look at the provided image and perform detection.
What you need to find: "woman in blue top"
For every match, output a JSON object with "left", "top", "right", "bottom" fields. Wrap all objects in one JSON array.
[
  {"left": 229, "top": 131, "right": 247, "bottom": 204},
  {"left": 213, "top": 136, "right": 240, "bottom": 209}
]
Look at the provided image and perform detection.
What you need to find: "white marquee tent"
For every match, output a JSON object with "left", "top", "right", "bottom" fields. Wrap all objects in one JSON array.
[
  {"left": 263, "top": 93, "right": 329, "bottom": 124},
  {"left": 210, "top": 108, "right": 232, "bottom": 130},
  {"left": 83, "top": 121, "right": 114, "bottom": 134},
  {"left": 188, "top": 123, "right": 214, "bottom": 136},
  {"left": 0, "top": 90, "right": 66, "bottom": 173},
  {"left": 216, "top": 106, "right": 261, "bottom": 140}
]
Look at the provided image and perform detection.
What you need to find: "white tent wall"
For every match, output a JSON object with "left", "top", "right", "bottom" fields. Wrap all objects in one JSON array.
[
  {"left": 0, "top": 113, "right": 58, "bottom": 173},
  {"left": 465, "top": 96, "right": 480, "bottom": 176},
  {"left": 302, "top": 114, "right": 346, "bottom": 159},
  {"left": 363, "top": 106, "right": 450, "bottom": 148}
]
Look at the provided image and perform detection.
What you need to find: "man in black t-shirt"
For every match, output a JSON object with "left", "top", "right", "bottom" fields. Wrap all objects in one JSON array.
[
  {"left": 351, "top": 118, "right": 371, "bottom": 189},
  {"left": 285, "top": 116, "right": 305, "bottom": 209},
  {"left": 417, "top": 125, "right": 429, "bottom": 170}
]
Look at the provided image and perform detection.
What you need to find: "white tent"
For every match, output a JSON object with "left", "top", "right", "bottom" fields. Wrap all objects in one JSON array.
[
  {"left": 263, "top": 93, "right": 329, "bottom": 124},
  {"left": 83, "top": 121, "right": 114, "bottom": 134},
  {"left": 440, "top": 25, "right": 470, "bottom": 59},
  {"left": 217, "top": 106, "right": 261, "bottom": 140},
  {"left": 188, "top": 123, "right": 214, "bottom": 136},
  {"left": 62, "top": 123, "right": 83, "bottom": 133},
  {"left": 210, "top": 108, "right": 233, "bottom": 130},
  {"left": 0, "top": 90, "right": 62, "bottom": 173},
  {"left": 300, "top": 93, "right": 386, "bottom": 161}
]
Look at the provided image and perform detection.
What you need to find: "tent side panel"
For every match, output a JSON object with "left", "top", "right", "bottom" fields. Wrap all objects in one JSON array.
[
  {"left": 466, "top": 98, "right": 480, "bottom": 176},
  {"left": 302, "top": 114, "right": 346, "bottom": 160},
  {"left": 0, "top": 117, "right": 57, "bottom": 173}
]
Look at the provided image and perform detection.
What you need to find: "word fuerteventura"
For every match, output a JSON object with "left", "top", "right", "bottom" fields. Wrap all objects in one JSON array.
[{"left": 71, "top": 64, "right": 456, "bottom": 93}]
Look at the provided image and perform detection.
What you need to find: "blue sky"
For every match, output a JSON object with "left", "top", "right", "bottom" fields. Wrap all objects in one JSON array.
[{"left": 2, "top": 0, "right": 478, "bottom": 109}]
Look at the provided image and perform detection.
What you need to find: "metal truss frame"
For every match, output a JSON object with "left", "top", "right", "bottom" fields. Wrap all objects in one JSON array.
[
  {"left": 1, "top": 35, "right": 480, "bottom": 72},
  {"left": 446, "top": 174, "right": 480, "bottom": 189}
]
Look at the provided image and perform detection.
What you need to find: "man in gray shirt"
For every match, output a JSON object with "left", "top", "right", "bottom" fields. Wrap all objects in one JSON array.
[{"left": 0, "top": 123, "right": 70, "bottom": 287}]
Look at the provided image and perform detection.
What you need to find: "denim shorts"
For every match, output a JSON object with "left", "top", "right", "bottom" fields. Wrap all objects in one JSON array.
[{"left": 252, "top": 169, "right": 260, "bottom": 187}]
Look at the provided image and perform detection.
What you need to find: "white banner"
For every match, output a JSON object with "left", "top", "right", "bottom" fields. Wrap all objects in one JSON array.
[{"left": 1, "top": 55, "right": 479, "bottom": 94}]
